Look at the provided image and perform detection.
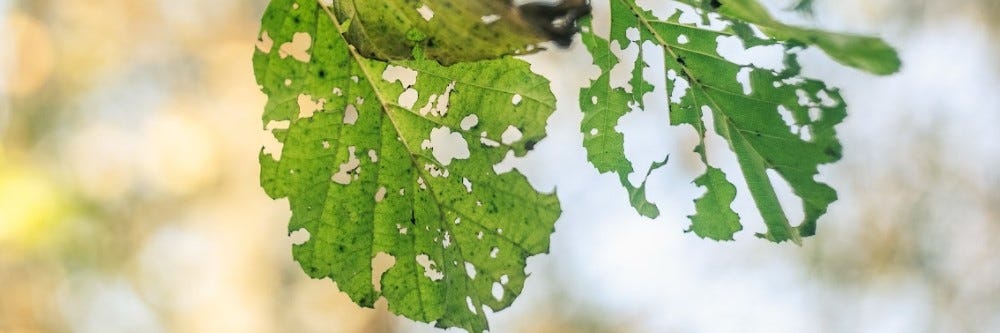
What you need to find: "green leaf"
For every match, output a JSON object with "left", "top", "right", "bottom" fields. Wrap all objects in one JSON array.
[
  {"left": 687, "top": 167, "right": 741, "bottom": 240},
  {"left": 326, "top": 0, "right": 550, "bottom": 64},
  {"left": 253, "top": 0, "right": 560, "bottom": 331},
  {"left": 683, "top": 0, "right": 901, "bottom": 75},
  {"left": 583, "top": 0, "right": 856, "bottom": 243},
  {"left": 579, "top": 17, "right": 665, "bottom": 218}
]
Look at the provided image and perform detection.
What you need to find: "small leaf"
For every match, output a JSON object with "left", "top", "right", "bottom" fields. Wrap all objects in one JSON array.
[{"left": 579, "top": 17, "right": 665, "bottom": 218}]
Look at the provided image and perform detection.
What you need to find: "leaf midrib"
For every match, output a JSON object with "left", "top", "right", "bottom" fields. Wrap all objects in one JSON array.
[
  {"left": 320, "top": 2, "right": 482, "bottom": 324},
  {"left": 620, "top": 0, "right": 799, "bottom": 241}
]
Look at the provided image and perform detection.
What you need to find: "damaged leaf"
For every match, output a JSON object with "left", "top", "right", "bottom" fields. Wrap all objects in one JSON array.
[
  {"left": 580, "top": 0, "right": 897, "bottom": 243},
  {"left": 254, "top": 0, "right": 559, "bottom": 331},
  {"left": 579, "top": 18, "right": 665, "bottom": 218}
]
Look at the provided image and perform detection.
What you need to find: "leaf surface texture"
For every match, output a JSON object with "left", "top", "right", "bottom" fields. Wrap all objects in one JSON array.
[{"left": 254, "top": 1, "right": 559, "bottom": 331}]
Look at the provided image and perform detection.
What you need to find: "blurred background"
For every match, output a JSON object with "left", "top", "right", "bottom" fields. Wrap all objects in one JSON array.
[{"left": 0, "top": 0, "right": 997, "bottom": 332}]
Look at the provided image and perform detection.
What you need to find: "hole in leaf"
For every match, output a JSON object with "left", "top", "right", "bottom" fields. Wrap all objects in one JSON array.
[
  {"left": 464, "top": 262, "right": 477, "bottom": 280},
  {"left": 424, "top": 163, "right": 450, "bottom": 178},
  {"left": 460, "top": 114, "right": 479, "bottom": 130},
  {"left": 466, "top": 296, "right": 477, "bottom": 314},
  {"left": 415, "top": 254, "right": 444, "bottom": 281},
  {"left": 462, "top": 177, "right": 473, "bottom": 192},
  {"left": 796, "top": 89, "right": 811, "bottom": 106},
  {"left": 666, "top": 70, "right": 690, "bottom": 103},
  {"left": 808, "top": 107, "right": 821, "bottom": 122},
  {"left": 331, "top": 146, "right": 361, "bottom": 185},
  {"left": 799, "top": 125, "right": 813, "bottom": 141},
  {"left": 398, "top": 88, "right": 418, "bottom": 110},
  {"left": 817, "top": 90, "right": 837, "bottom": 107},
  {"left": 625, "top": 27, "right": 640, "bottom": 42},
  {"left": 492, "top": 282, "right": 504, "bottom": 301},
  {"left": 255, "top": 31, "right": 273, "bottom": 53},
  {"left": 371, "top": 252, "right": 396, "bottom": 292},
  {"left": 297, "top": 94, "right": 324, "bottom": 118},
  {"left": 500, "top": 126, "right": 523, "bottom": 145},
  {"left": 737, "top": 67, "right": 753, "bottom": 95},
  {"left": 382, "top": 65, "right": 418, "bottom": 88},
  {"left": 278, "top": 32, "right": 312, "bottom": 63},
  {"left": 420, "top": 126, "right": 470, "bottom": 166},
  {"left": 480, "top": 137, "right": 501, "bottom": 147},
  {"left": 609, "top": 40, "right": 639, "bottom": 91},
  {"left": 289, "top": 228, "right": 309, "bottom": 246},
  {"left": 677, "top": 34, "right": 689, "bottom": 44},
  {"left": 416, "top": 4, "right": 434, "bottom": 21},
  {"left": 776, "top": 105, "right": 796, "bottom": 129}
]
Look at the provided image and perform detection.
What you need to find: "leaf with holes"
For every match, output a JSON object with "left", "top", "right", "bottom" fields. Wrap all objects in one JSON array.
[
  {"left": 579, "top": 16, "right": 666, "bottom": 218},
  {"left": 581, "top": 0, "right": 897, "bottom": 243},
  {"left": 253, "top": 0, "right": 559, "bottom": 331}
]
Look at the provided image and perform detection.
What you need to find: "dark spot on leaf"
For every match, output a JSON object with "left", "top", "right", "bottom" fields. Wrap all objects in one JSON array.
[
  {"left": 824, "top": 147, "right": 841, "bottom": 158},
  {"left": 524, "top": 139, "right": 537, "bottom": 151}
]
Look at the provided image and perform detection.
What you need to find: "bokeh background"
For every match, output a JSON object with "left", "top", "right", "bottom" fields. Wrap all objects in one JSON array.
[{"left": 1, "top": 0, "right": 998, "bottom": 332}]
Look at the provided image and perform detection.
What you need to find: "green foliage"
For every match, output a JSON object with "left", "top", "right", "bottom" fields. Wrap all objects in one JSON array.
[
  {"left": 253, "top": 0, "right": 899, "bottom": 331},
  {"left": 327, "top": 0, "right": 550, "bottom": 64},
  {"left": 254, "top": 1, "right": 559, "bottom": 331},
  {"left": 579, "top": 0, "right": 898, "bottom": 243}
]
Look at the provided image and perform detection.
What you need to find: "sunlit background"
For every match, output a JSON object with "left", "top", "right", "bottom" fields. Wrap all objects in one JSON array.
[{"left": 1, "top": 0, "right": 998, "bottom": 332}]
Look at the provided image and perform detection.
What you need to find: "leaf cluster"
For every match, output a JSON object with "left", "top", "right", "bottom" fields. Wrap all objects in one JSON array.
[{"left": 252, "top": 0, "right": 899, "bottom": 331}]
